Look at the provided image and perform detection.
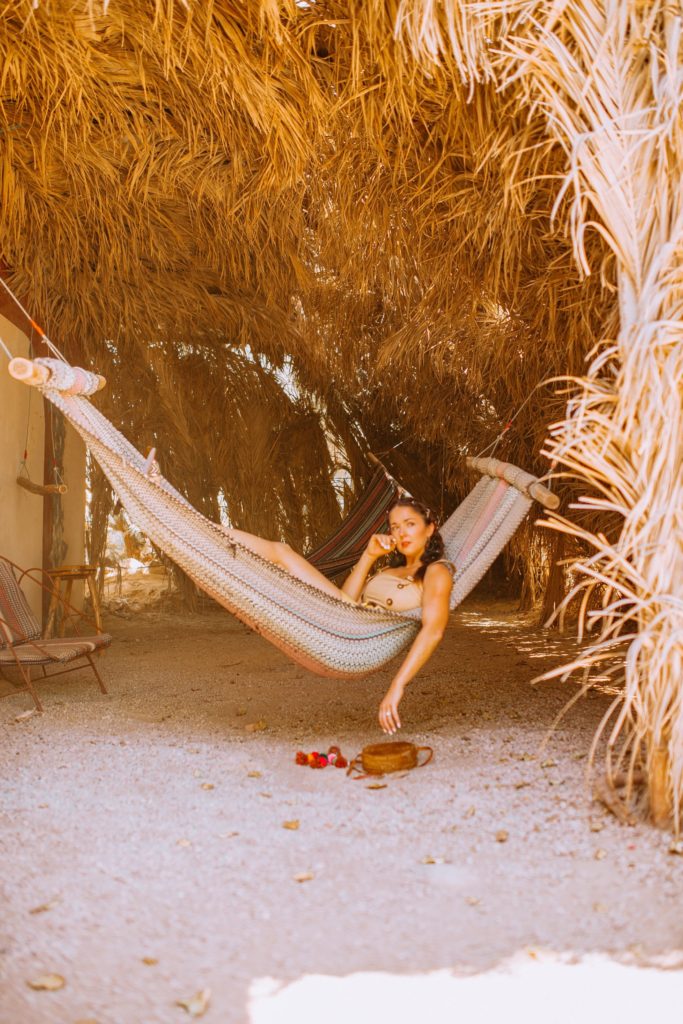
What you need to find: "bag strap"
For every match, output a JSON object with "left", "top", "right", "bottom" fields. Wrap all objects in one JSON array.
[{"left": 346, "top": 756, "right": 369, "bottom": 780}]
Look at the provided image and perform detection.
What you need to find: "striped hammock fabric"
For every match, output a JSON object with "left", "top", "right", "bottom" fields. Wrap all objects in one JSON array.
[
  {"left": 9, "top": 358, "right": 556, "bottom": 679},
  {"left": 306, "top": 465, "right": 400, "bottom": 579}
]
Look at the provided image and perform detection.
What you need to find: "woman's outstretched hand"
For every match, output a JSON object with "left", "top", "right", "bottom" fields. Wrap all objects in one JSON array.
[
  {"left": 378, "top": 681, "right": 404, "bottom": 734},
  {"left": 365, "top": 534, "right": 396, "bottom": 559}
]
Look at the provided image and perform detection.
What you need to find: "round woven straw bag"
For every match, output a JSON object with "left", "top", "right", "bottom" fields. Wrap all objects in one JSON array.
[{"left": 346, "top": 740, "right": 433, "bottom": 779}]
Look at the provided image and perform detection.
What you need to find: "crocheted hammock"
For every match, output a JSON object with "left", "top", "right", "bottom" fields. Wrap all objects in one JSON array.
[{"left": 9, "top": 357, "right": 558, "bottom": 679}]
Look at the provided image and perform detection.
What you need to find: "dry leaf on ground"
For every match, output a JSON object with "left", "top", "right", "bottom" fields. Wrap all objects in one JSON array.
[
  {"left": 495, "top": 830, "right": 509, "bottom": 843},
  {"left": 464, "top": 806, "right": 476, "bottom": 818},
  {"left": 27, "top": 973, "right": 65, "bottom": 991},
  {"left": 245, "top": 720, "right": 267, "bottom": 733},
  {"left": 201, "top": 783, "right": 214, "bottom": 790},
  {"left": 367, "top": 783, "right": 387, "bottom": 790},
  {"left": 29, "top": 897, "right": 61, "bottom": 914},
  {"left": 15, "top": 709, "right": 38, "bottom": 722},
  {"left": 293, "top": 872, "right": 314, "bottom": 882},
  {"left": 142, "top": 957, "right": 158, "bottom": 965},
  {"left": 176, "top": 988, "right": 211, "bottom": 1017},
  {"left": 283, "top": 820, "right": 300, "bottom": 830},
  {"left": 420, "top": 856, "right": 445, "bottom": 865},
  {"left": 595, "top": 848, "right": 607, "bottom": 860},
  {"left": 465, "top": 896, "right": 480, "bottom": 906},
  {"left": 176, "top": 839, "right": 192, "bottom": 847},
  {"left": 247, "top": 770, "right": 262, "bottom": 778}
]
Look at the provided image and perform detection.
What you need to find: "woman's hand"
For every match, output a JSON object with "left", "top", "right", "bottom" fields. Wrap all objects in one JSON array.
[
  {"left": 365, "top": 534, "right": 396, "bottom": 559},
  {"left": 378, "top": 681, "right": 405, "bottom": 734},
  {"left": 374, "top": 563, "right": 453, "bottom": 736},
  {"left": 341, "top": 537, "right": 393, "bottom": 602}
]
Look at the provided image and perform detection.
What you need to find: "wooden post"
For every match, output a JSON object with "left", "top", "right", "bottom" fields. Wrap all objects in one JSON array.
[
  {"left": 649, "top": 742, "right": 673, "bottom": 827},
  {"left": 41, "top": 355, "right": 68, "bottom": 624}
]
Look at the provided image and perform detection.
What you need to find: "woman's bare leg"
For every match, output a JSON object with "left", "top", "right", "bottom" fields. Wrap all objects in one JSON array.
[{"left": 224, "top": 527, "right": 354, "bottom": 602}]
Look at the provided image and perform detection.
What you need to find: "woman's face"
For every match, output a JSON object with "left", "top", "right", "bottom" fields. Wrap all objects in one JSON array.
[{"left": 388, "top": 505, "right": 434, "bottom": 560}]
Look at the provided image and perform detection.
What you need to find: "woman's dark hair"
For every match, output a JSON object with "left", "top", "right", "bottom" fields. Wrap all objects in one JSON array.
[{"left": 387, "top": 496, "right": 445, "bottom": 582}]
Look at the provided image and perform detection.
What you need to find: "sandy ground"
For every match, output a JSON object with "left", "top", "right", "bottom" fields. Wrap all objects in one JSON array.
[{"left": 1, "top": 595, "right": 683, "bottom": 1024}]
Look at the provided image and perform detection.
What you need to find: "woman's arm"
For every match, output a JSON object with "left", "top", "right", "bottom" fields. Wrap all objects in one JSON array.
[
  {"left": 341, "top": 535, "right": 393, "bottom": 601},
  {"left": 378, "top": 562, "right": 452, "bottom": 734}
]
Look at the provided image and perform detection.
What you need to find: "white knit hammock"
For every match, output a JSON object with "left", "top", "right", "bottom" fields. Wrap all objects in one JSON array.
[{"left": 9, "top": 357, "right": 558, "bottom": 679}]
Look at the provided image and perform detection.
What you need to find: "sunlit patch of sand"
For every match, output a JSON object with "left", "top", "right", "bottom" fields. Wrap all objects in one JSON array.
[{"left": 250, "top": 951, "right": 683, "bottom": 1023}]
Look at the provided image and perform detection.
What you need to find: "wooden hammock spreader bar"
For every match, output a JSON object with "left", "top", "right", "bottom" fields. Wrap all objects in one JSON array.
[
  {"left": 9, "top": 356, "right": 106, "bottom": 393},
  {"left": 369, "top": 451, "right": 558, "bottom": 510},
  {"left": 466, "top": 456, "right": 559, "bottom": 511},
  {"left": 16, "top": 476, "right": 67, "bottom": 496},
  {"left": 10, "top": 358, "right": 57, "bottom": 388}
]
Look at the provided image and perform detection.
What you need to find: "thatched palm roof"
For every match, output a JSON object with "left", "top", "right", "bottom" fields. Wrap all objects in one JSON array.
[
  {"left": 2, "top": 2, "right": 681, "bottom": 824},
  {"left": 0, "top": 2, "right": 609, "bottom": 502}
]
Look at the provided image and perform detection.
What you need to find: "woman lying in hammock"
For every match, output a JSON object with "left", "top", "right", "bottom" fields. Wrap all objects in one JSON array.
[{"left": 226, "top": 497, "right": 453, "bottom": 736}]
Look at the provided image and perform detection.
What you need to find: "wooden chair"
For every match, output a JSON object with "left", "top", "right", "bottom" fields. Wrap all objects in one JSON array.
[
  {"left": 0, "top": 556, "right": 111, "bottom": 712},
  {"left": 45, "top": 563, "right": 103, "bottom": 637}
]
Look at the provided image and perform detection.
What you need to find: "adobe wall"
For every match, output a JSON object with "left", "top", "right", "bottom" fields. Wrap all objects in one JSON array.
[{"left": 0, "top": 313, "right": 86, "bottom": 621}]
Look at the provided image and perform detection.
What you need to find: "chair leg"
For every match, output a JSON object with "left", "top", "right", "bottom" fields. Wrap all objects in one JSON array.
[
  {"left": 86, "top": 654, "right": 108, "bottom": 694},
  {"left": 20, "top": 666, "right": 44, "bottom": 713}
]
